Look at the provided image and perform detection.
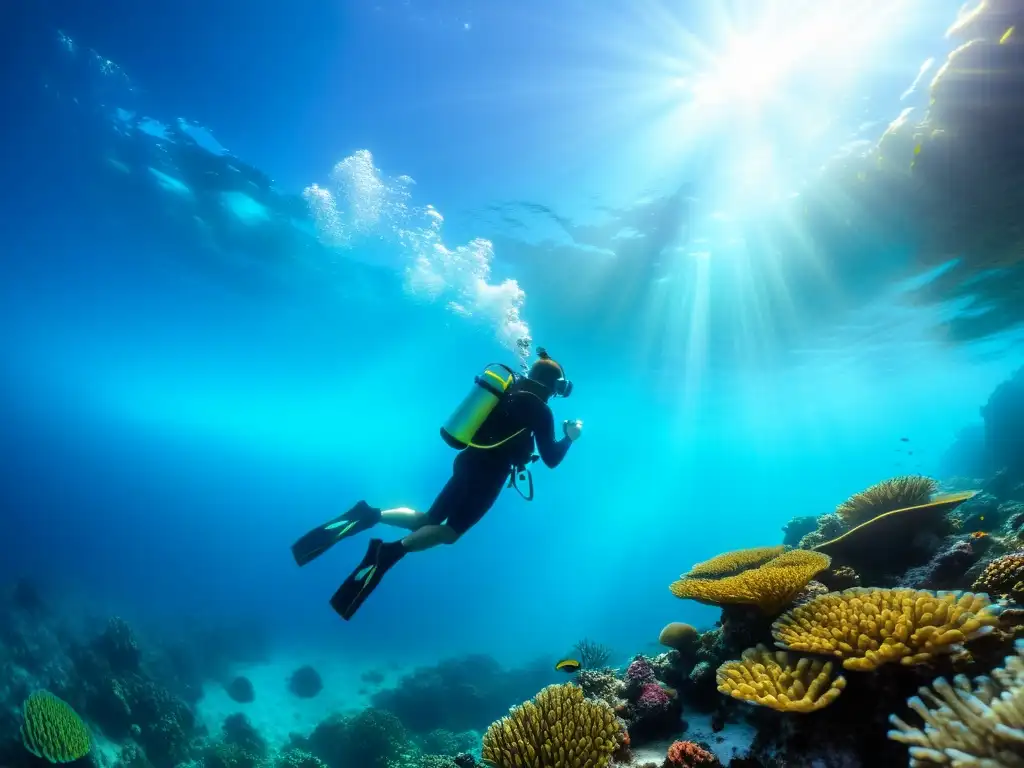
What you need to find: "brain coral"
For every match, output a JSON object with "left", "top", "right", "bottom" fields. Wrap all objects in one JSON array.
[
  {"left": 683, "top": 546, "right": 786, "bottom": 578},
  {"left": 835, "top": 476, "right": 938, "bottom": 525},
  {"left": 670, "top": 549, "right": 831, "bottom": 615},
  {"left": 658, "top": 622, "right": 699, "bottom": 652},
  {"left": 772, "top": 588, "right": 1002, "bottom": 672},
  {"left": 972, "top": 551, "right": 1024, "bottom": 599},
  {"left": 716, "top": 645, "right": 846, "bottom": 713},
  {"left": 20, "top": 691, "right": 91, "bottom": 763},
  {"left": 889, "top": 639, "right": 1024, "bottom": 766},
  {"left": 480, "top": 683, "right": 621, "bottom": 768}
]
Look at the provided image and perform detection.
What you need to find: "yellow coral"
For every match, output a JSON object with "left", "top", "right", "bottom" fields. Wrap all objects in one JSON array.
[
  {"left": 683, "top": 546, "right": 786, "bottom": 578},
  {"left": 772, "top": 588, "right": 1002, "bottom": 672},
  {"left": 20, "top": 691, "right": 91, "bottom": 764},
  {"left": 670, "top": 550, "right": 832, "bottom": 615},
  {"left": 716, "top": 644, "right": 846, "bottom": 713},
  {"left": 888, "top": 639, "right": 1024, "bottom": 766},
  {"left": 480, "top": 683, "right": 621, "bottom": 768},
  {"left": 835, "top": 476, "right": 939, "bottom": 526}
]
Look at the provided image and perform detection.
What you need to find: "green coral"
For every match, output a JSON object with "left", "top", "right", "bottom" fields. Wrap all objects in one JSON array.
[{"left": 20, "top": 690, "right": 92, "bottom": 763}]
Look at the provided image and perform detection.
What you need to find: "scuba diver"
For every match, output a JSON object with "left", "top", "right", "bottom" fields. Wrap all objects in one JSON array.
[{"left": 290, "top": 347, "right": 583, "bottom": 620}]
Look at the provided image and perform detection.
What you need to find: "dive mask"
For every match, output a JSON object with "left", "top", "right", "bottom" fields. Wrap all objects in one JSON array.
[{"left": 536, "top": 347, "right": 573, "bottom": 398}]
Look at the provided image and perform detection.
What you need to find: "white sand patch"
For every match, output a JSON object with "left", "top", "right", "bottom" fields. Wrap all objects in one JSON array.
[
  {"left": 195, "top": 654, "right": 413, "bottom": 751},
  {"left": 628, "top": 711, "right": 757, "bottom": 766}
]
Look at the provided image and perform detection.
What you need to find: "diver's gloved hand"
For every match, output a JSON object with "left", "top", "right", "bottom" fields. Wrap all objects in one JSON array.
[{"left": 563, "top": 419, "right": 583, "bottom": 442}]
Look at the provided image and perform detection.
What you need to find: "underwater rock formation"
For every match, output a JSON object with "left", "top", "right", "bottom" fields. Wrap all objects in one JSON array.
[
  {"left": 369, "top": 654, "right": 551, "bottom": 733},
  {"left": 287, "top": 665, "right": 322, "bottom": 699},
  {"left": 226, "top": 675, "right": 255, "bottom": 703}
]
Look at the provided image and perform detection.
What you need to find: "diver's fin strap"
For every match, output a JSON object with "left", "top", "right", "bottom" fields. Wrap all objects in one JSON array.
[{"left": 508, "top": 454, "right": 538, "bottom": 501}]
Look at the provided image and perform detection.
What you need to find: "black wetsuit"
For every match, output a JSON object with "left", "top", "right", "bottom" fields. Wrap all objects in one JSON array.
[{"left": 426, "top": 385, "right": 572, "bottom": 534}]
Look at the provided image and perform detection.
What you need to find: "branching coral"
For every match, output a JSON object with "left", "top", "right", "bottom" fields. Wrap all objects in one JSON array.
[
  {"left": 972, "top": 551, "right": 1024, "bottom": 599},
  {"left": 670, "top": 549, "right": 832, "bottom": 615},
  {"left": 835, "top": 476, "right": 939, "bottom": 525},
  {"left": 573, "top": 638, "right": 612, "bottom": 670},
  {"left": 683, "top": 546, "right": 786, "bottom": 578},
  {"left": 715, "top": 645, "right": 846, "bottom": 713},
  {"left": 772, "top": 588, "right": 1002, "bottom": 672},
  {"left": 888, "top": 639, "right": 1024, "bottom": 766},
  {"left": 20, "top": 690, "right": 92, "bottom": 763},
  {"left": 481, "top": 683, "right": 621, "bottom": 768}
]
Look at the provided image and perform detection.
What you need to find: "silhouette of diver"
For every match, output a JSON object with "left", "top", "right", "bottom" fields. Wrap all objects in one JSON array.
[{"left": 291, "top": 348, "right": 583, "bottom": 620}]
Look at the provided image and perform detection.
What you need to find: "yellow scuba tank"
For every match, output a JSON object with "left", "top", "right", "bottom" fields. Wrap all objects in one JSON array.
[{"left": 440, "top": 363, "right": 518, "bottom": 450}]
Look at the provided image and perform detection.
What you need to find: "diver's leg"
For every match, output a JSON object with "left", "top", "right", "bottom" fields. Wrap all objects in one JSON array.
[
  {"left": 380, "top": 507, "right": 431, "bottom": 531},
  {"left": 290, "top": 501, "right": 382, "bottom": 566},
  {"left": 399, "top": 466, "right": 507, "bottom": 551},
  {"left": 400, "top": 523, "right": 461, "bottom": 551}
]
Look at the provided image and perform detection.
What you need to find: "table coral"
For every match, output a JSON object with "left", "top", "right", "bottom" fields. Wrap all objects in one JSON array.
[
  {"left": 715, "top": 645, "right": 846, "bottom": 713},
  {"left": 682, "top": 546, "right": 786, "bottom": 578},
  {"left": 670, "top": 550, "right": 831, "bottom": 615},
  {"left": 889, "top": 639, "right": 1024, "bottom": 766},
  {"left": 480, "top": 683, "right": 621, "bottom": 768},
  {"left": 772, "top": 588, "right": 1002, "bottom": 671}
]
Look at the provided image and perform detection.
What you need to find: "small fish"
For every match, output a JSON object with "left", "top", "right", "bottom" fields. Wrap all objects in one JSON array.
[
  {"left": 1001, "top": 26, "right": 1014, "bottom": 44},
  {"left": 900, "top": 437, "right": 909, "bottom": 442},
  {"left": 555, "top": 658, "right": 581, "bottom": 674}
]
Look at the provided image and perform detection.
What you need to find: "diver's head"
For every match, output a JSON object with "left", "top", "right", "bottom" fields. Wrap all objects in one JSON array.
[{"left": 527, "top": 348, "right": 573, "bottom": 398}]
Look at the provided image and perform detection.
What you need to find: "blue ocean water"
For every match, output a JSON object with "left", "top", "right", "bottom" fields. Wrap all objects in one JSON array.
[{"left": 3, "top": 0, "right": 1024, "bottom": 760}]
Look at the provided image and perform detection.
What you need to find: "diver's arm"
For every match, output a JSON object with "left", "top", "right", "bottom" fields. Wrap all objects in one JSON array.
[{"left": 533, "top": 405, "right": 572, "bottom": 468}]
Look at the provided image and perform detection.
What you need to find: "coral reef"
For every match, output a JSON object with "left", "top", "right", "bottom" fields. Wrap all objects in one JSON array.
[
  {"left": 480, "top": 683, "right": 621, "bottom": 768},
  {"left": 813, "top": 492, "right": 976, "bottom": 584},
  {"left": 772, "top": 588, "right": 1002, "bottom": 671},
  {"left": 716, "top": 645, "right": 846, "bottom": 713},
  {"left": 670, "top": 550, "right": 832, "bottom": 615},
  {"left": 836, "top": 476, "right": 939, "bottom": 526},
  {"left": 797, "top": 513, "right": 848, "bottom": 550},
  {"left": 973, "top": 550, "right": 1024, "bottom": 600},
  {"left": 897, "top": 538, "right": 984, "bottom": 591},
  {"left": 781, "top": 516, "right": 819, "bottom": 548},
  {"left": 682, "top": 547, "right": 786, "bottom": 579},
  {"left": 888, "top": 639, "right": 1024, "bottom": 765}
]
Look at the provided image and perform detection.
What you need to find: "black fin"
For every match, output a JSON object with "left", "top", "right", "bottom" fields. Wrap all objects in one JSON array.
[
  {"left": 330, "top": 539, "right": 404, "bottom": 621},
  {"left": 290, "top": 502, "right": 379, "bottom": 567}
]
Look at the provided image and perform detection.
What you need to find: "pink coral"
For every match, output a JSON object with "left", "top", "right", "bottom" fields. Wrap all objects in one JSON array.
[
  {"left": 635, "top": 682, "right": 670, "bottom": 714},
  {"left": 625, "top": 656, "right": 657, "bottom": 684},
  {"left": 665, "top": 739, "right": 718, "bottom": 767}
]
